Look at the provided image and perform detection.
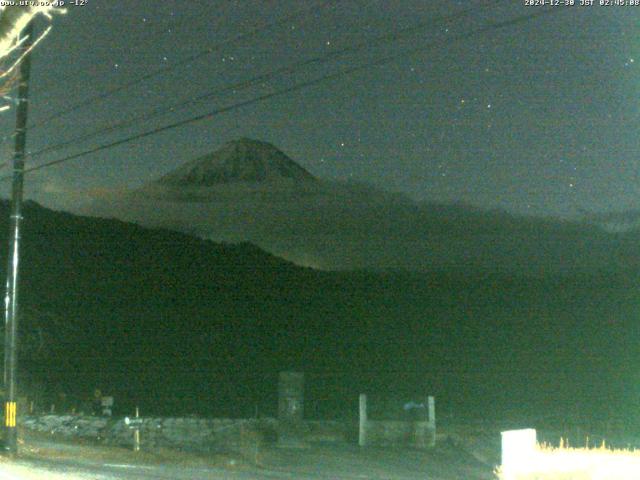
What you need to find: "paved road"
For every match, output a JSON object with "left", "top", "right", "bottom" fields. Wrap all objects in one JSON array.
[
  {"left": 0, "top": 458, "right": 309, "bottom": 480},
  {"left": 0, "top": 450, "right": 494, "bottom": 480},
  {"left": 2, "top": 435, "right": 495, "bottom": 479},
  {"left": 0, "top": 458, "right": 433, "bottom": 480}
]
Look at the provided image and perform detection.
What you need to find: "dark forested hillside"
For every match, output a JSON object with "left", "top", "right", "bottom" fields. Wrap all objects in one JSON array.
[{"left": 1, "top": 201, "right": 638, "bottom": 424}]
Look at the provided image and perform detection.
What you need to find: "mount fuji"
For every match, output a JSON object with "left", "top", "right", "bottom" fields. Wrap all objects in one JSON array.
[{"left": 83, "top": 138, "right": 640, "bottom": 274}]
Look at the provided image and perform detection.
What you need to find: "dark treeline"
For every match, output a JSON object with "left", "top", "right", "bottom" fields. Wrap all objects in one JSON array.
[{"left": 0, "top": 201, "right": 638, "bottom": 426}]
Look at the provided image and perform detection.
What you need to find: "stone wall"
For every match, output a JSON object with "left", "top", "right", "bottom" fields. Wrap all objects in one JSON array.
[
  {"left": 20, "top": 415, "right": 278, "bottom": 454},
  {"left": 364, "top": 420, "right": 435, "bottom": 448},
  {"left": 297, "top": 420, "right": 350, "bottom": 444},
  {"left": 19, "top": 415, "right": 351, "bottom": 453}
]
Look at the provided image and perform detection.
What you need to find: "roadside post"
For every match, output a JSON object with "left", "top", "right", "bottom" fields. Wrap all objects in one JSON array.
[
  {"left": 427, "top": 395, "right": 436, "bottom": 447},
  {"left": 125, "top": 406, "right": 142, "bottom": 452},
  {"left": 358, "top": 393, "right": 367, "bottom": 447},
  {"left": 277, "top": 371, "right": 305, "bottom": 448}
]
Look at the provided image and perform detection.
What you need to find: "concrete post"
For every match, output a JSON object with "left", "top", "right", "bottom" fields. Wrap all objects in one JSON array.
[
  {"left": 359, "top": 394, "right": 367, "bottom": 447},
  {"left": 133, "top": 406, "right": 140, "bottom": 452},
  {"left": 277, "top": 371, "right": 305, "bottom": 447},
  {"left": 278, "top": 371, "right": 304, "bottom": 423},
  {"left": 427, "top": 395, "right": 436, "bottom": 447},
  {"left": 427, "top": 396, "right": 435, "bottom": 425}
]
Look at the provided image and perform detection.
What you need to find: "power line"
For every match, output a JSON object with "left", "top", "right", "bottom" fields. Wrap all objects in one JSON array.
[
  {"left": 26, "top": 1, "right": 499, "bottom": 162},
  {"left": 27, "top": 0, "right": 335, "bottom": 130},
  {"left": 5, "top": 7, "right": 564, "bottom": 181}
]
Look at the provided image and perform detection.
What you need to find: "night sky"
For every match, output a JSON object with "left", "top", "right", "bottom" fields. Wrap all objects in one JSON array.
[{"left": 1, "top": 1, "right": 638, "bottom": 219}]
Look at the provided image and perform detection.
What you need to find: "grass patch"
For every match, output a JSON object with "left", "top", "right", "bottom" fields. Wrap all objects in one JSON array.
[{"left": 496, "top": 439, "right": 640, "bottom": 480}]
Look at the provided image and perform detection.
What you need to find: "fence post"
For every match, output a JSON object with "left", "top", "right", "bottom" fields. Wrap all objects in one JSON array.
[
  {"left": 133, "top": 406, "right": 140, "bottom": 452},
  {"left": 277, "top": 371, "right": 305, "bottom": 447},
  {"left": 359, "top": 394, "right": 367, "bottom": 447},
  {"left": 427, "top": 395, "right": 436, "bottom": 447}
]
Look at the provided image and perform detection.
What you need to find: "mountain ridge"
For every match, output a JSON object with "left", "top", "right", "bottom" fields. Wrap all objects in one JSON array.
[
  {"left": 156, "top": 138, "right": 317, "bottom": 188},
  {"left": 78, "top": 138, "right": 640, "bottom": 274}
]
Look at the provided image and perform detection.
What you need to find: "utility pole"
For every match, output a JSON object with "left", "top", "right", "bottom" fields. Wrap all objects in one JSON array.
[{"left": 3, "top": 20, "right": 34, "bottom": 455}]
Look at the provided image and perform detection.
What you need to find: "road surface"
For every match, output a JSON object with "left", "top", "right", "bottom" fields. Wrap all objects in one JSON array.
[{"left": 0, "top": 432, "right": 496, "bottom": 479}]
